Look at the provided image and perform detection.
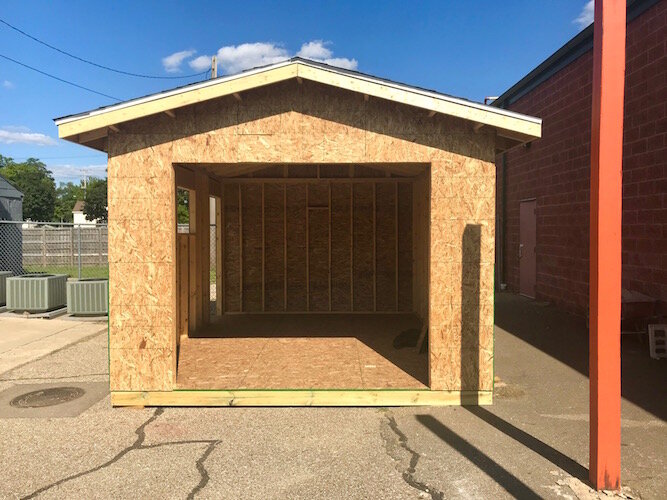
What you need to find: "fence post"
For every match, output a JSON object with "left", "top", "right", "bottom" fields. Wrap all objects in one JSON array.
[
  {"left": 70, "top": 227, "right": 74, "bottom": 266},
  {"left": 78, "top": 225, "right": 82, "bottom": 280},
  {"left": 41, "top": 226, "right": 46, "bottom": 267},
  {"left": 98, "top": 227, "right": 102, "bottom": 265}
]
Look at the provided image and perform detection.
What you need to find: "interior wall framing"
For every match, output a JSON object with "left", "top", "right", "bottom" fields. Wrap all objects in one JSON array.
[{"left": 217, "top": 172, "right": 415, "bottom": 315}]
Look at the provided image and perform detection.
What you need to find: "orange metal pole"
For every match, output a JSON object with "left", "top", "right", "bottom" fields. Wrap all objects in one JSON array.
[{"left": 589, "top": 0, "right": 625, "bottom": 490}]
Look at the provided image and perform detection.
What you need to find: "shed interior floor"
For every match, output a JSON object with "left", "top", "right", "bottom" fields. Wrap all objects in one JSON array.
[{"left": 176, "top": 313, "right": 428, "bottom": 390}]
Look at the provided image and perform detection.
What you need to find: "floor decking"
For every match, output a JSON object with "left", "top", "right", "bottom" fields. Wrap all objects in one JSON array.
[{"left": 176, "top": 313, "right": 428, "bottom": 390}]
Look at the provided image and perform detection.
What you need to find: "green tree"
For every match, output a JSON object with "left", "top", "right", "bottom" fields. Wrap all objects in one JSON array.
[
  {"left": 83, "top": 177, "right": 107, "bottom": 222},
  {"left": 177, "top": 188, "right": 190, "bottom": 224},
  {"left": 54, "top": 181, "right": 84, "bottom": 222},
  {"left": 0, "top": 155, "right": 56, "bottom": 221}
]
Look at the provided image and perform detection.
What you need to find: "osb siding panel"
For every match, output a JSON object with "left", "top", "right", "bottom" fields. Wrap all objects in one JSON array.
[
  {"left": 352, "top": 184, "right": 374, "bottom": 312},
  {"left": 429, "top": 159, "right": 495, "bottom": 392},
  {"left": 264, "top": 183, "right": 285, "bottom": 311},
  {"left": 308, "top": 184, "right": 330, "bottom": 311},
  {"left": 286, "top": 184, "right": 307, "bottom": 311},
  {"left": 107, "top": 79, "right": 496, "bottom": 392},
  {"left": 375, "top": 183, "right": 397, "bottom": 311},
  {"left": 397, "top": 183, "right": 413, "bottom": 312},
  {"left": 330, "top": 184, "right": 352, "bottom": 311},
  {"left": 223, "top": 184, "right": 240, "bottom": 312},
  {"left": 241, "top": 185, "right": 262, "bottom": 311}
]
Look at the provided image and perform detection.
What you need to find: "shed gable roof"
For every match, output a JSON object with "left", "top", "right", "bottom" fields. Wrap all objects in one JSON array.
[{"left": 54, "top": 58, "right": 541, "bottom": 152}]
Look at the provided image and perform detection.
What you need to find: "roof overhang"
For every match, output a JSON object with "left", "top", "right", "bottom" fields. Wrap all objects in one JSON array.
[{"left": 54, "top": 58, "right": 541, "bottom": 152}]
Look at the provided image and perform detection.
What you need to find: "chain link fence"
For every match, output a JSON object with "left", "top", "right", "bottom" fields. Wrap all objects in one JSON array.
[{"left": 0, "top": 220, "right": 108, "bottom": 279}]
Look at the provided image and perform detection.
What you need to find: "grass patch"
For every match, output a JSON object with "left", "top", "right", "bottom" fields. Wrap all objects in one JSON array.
[{"left": 23, "top": 265, "right": 109, "bottom": 279}]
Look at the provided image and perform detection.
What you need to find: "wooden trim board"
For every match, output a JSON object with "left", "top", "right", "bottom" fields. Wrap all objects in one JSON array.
[
  {"left": 111, "top": 390, "right": 492, "bottom": 407},
  {"left": 56, "top": 60, "right": 540, "bottom": 144}
]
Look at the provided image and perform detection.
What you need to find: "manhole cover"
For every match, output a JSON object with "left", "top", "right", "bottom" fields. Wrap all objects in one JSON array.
[{"left": 9, "top": 387, "right": 85, "bottom": 408}]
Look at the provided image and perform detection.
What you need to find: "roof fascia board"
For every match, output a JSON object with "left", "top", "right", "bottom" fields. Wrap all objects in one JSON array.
[
  {"left": 56, "top": 59, "right": 541, "bottom": 141},
  {"left": 56, "top": 63, "right": 298, "bottom": 138},
  {"left": 296, "top": 63, "right": 541, "bottom": 138}
]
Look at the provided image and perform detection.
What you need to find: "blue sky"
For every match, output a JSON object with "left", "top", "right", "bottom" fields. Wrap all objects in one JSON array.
[{"left": 0, "top": 0, "right": 594, "bottom": 185}]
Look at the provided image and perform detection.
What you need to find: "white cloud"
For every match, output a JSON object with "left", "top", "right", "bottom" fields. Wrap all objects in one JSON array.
[
  {"left": 0, "top": 126, "right": 56, "bottom": 146},
  {"left": 574, "top": 1, "right": 594, "bottom": 29},
  {"left": 2, "top": 80, "right": 14, "bottom": 89},
  {"left": 162, "top": 49, "right": 197, "bottom": 73},
  {"left": 188, "top": 40, "right": 357, "bottom": 75},
  {"left": 296, "top": 41, "right": 358, "bottom": 70},
  {"left": 190, "top": 42, "right": 289, "bottom": 74}
]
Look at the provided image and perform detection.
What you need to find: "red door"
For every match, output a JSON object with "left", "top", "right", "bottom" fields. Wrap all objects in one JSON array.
[{"left": 519, "top": 199, "right": 536, "bottom": 298}]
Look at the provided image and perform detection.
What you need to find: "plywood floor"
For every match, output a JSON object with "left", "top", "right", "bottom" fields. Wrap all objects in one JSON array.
[{"left": 177, "top": 314, "right": 428, "bottom": 390}]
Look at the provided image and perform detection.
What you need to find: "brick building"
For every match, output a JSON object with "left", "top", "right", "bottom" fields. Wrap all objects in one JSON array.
[{"left": 493, "top": 0, "right": 666, "bottom": 314}]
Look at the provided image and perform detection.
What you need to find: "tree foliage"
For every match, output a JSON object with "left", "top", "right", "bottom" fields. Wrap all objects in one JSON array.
[
  {"left": 0, "top": 155, "right": 56, "bottom": 221},
  {"left": 54, "top": 181, "right": 84, "bottom": 222},
  {"left": 177, "top": 188, "right": 190, "bottom": 224},
  {"left": 83, "top": 177, "right": 108, "bottom": 222}
]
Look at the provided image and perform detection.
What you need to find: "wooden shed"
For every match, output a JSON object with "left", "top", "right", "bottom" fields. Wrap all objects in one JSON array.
[{"left": 55, "top": 58, "right": 541, "bottom": 406}]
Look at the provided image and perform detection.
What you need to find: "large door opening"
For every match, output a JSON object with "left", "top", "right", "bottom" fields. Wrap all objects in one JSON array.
[{"left": 175, "top": 163, "right": 431, "bottom": 390}]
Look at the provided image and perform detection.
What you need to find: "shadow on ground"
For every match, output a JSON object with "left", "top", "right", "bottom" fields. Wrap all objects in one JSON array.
[{"left": 494, "top": 292, "right": 667, "bottom": 421}]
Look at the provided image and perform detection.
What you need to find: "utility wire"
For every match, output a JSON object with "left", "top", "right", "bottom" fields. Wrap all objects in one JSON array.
[
  {"left": 0, "top": 53, "right": 121, "bottom": 101},
  {"left": 0, "top": 17, "right": 208, "bottom": 80}
]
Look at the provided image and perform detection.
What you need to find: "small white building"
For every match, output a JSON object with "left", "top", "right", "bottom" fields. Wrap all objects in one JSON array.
[{"left": 72, "top": 201, "right": 97, "bottom": 225}]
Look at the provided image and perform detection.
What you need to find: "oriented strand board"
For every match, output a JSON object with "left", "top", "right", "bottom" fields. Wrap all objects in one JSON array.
[
  {"left": 223, "top": 184, "right": 241, "bottom": 311},
  {"left": 106, "top": 79, "right": 496, "bottom": 396},
  {"left": 263, "top": 183, "right": 285, "bottom": 311},
  {"left": 178, "top": 313, "right": 427, "bottom": 389},
  {"left": 286, "top": 184, "right": 307, "bottom": 311},
  {"left": 330, "top": 184, "right": 352, "bottom": 310},
  {"left": 375, "top": 183, "right": 397, "bottom": 311},
  {"left": 397, "top": 182, "right": 413, "bottom": 311},
  {"left": 352, "top": 184, "right": 374, "bottom": 311},
  {"left": 241, "top": 185, "right": 262, "bottom": 311}
]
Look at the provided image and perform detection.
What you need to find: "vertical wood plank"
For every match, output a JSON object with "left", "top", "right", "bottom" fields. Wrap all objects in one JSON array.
[
  {"left": 239, "top": 184, "right": 243, "bottom": 312},
  {"left": 395, "top": 182, "right": 399, "bottom": 311},
  {"left": 306, "top": 184, "right": 310, "bottom": 312},
  {"left": 373, "top": 182, "right": 377, "bottom": 312},
  {"left": 215, "top": 196, "right": 223, "bottom": 318},
  {"left": 283, "top": 183, "right": 287, "bottom": 311},
  {"left": 188, "top": 234, "right": 198, "bottom": 333},
  {"left": 261, "top": 182, "right": 265, "bottom": 312},
  {"left": 328, "top": 181, "right": 332, "bottom": 312},
  {"left": 350, "top": 183, "right": 354, "bottom": 311}
]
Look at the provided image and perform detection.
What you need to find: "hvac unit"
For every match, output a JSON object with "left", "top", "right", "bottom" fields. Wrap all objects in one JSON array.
[
  {"left": 0, "top": 271, "right": 12, "bottom": 306},
  {"left": 67, "top": 278, "right": 109, "bottom": 316},
  {"left": 6, "top": 274, "right": 67, "bottom": 313}
]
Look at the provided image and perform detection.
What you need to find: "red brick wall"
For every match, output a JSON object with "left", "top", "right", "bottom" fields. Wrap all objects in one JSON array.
[{"left": 498, "top": 0, "right": 666, "bottom": 314}]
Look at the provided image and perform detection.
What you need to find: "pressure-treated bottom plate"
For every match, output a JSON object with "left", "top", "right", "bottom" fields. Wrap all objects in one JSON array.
[{"left": 111, "top": 390, "right": 492, "bottom": 407}]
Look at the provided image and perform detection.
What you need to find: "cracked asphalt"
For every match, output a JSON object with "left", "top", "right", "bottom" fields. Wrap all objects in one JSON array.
[{"left": 0, "top": 293, "right": 665, "bottom": 499}]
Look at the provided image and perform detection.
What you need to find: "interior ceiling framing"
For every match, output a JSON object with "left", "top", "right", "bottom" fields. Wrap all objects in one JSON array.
[{"left": 184, "top": 163, "right": 428, "bottom": 180}]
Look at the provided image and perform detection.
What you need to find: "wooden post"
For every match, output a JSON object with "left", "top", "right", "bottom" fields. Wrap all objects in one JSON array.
[
  {"left": 328, "top": 182, "right": 332, "bottom": 312},
  {"left": 261, "top": 183, "right": 265, "bottom": 312},
  {"left": 372, "top": 182, "right": 377, "bottom": 312},
  {"left": 350, "top": 183, "right": 354, "bottom": 311},
  {"left": 215, "top": 196, "right": 223, "bottom": 318},
  {"left": 239, "top": 184, "right": 243, "bottom": 312},
  {"left": 589, "top": 0, "right": 624, "bottom": 491},
  {"left": 283, "top": 183, "right": 287, "bottom": 311},
  {"left": 306, "top": 184, "right": 310, "bottom": 312}
]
